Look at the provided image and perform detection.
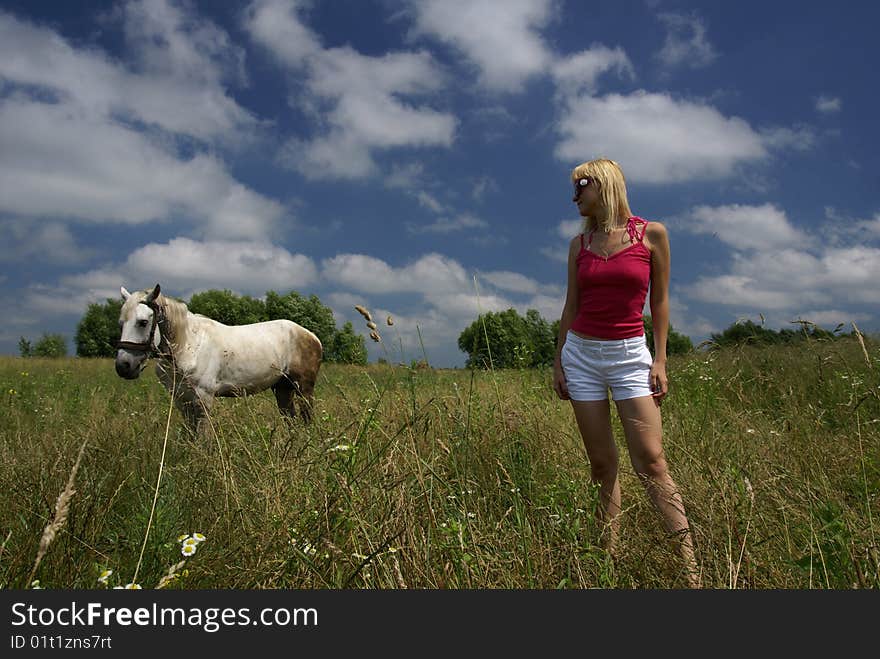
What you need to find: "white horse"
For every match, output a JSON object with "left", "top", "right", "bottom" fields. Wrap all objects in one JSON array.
[{"left": 115, "top": 284, "right": 322, "bottom": 435}]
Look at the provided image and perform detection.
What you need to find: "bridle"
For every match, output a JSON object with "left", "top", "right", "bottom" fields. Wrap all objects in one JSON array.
[{"left": 116, "top": 298, "right": 169, "bottom": 356}]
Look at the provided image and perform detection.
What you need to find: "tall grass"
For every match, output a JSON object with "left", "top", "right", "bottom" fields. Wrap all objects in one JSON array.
[{"left": 0, "top": 336, "right": 877, "bottom": 589}]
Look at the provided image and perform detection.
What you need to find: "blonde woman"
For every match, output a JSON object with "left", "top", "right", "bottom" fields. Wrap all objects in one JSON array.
[{"left": 552, "top": 158, "right": 700, "bottom": 588}]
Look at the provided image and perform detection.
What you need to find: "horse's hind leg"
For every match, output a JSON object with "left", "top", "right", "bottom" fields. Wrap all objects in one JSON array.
[
  {"left": 273, "top": 375, "right": 314, "bottom": 424},
  {"left": 295, "top": 376, "right": 316, "bottom": 424},
  {"left": 272, "top": 379, "right": 298, "bottom": 420}
]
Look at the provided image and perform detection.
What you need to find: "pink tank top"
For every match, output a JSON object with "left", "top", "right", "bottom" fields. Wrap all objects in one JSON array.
[{"left": 570, "top": 217, "right": 651, "bottom": 339}]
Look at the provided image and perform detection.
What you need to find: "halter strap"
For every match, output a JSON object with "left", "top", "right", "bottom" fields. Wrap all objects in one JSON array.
[{"left": 116, "top": 299, "right": 168, "bottom": 355}]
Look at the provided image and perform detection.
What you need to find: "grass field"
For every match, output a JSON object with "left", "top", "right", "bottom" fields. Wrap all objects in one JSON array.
[{"left": 1, "top": 335, "right": 878, "bottom": 589}]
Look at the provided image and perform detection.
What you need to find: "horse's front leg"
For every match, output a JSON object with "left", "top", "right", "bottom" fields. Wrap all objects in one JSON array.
[{"left": 177, "top": 391, "right": 213, "bottom": 440}]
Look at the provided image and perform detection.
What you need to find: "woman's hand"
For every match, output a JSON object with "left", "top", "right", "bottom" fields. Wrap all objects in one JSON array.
[
  {"left": 553, "top": 365, "right": 570, "bottom": 400},
  {"left": 650, "top": 360, "right": 668, "bottom": 405}
]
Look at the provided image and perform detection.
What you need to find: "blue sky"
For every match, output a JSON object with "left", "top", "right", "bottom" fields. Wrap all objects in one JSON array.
[{"left": 1, "top": 0, "right": 878, "bottom": 367}]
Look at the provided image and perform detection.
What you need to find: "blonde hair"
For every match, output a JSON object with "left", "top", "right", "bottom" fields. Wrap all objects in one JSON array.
[{"left": 571, "top": 158, "right": 633, "bottom": 234}]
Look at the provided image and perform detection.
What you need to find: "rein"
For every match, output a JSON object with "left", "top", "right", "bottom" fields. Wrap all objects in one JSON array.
[{"left": 116, "top": 299, "right": 170, "bottom": 357}]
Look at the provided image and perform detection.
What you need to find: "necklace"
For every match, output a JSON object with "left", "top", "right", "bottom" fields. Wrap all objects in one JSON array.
[{"left": 592, "top": 225, "right": 630, "bottom": 261}]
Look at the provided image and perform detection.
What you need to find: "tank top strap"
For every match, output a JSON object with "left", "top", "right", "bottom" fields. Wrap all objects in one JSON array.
[
  {"left": 586, "top": 229, "right": 595, "bottom": 247},
  {"left": 626, "top": 216, "right": 648, "bottom": 243}
]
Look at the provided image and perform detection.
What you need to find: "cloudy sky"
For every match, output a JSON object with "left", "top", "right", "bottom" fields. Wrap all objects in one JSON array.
[{"left": 1, "top": 0, "right": 878, "bottom": 366}]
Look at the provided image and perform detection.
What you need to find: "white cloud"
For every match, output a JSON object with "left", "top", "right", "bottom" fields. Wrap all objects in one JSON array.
[
  {"left": 430, "top": 291, "right": 513, "bottom": 318},
  {"left": 469, "top": 105, "right": 519, "bottom": 142},
  {"left": 539, "top": 246, "right": 568, "bottom": 264},
  {"left": 667, "top": 296, "right": 717, "bottom": 339},
  {"left": 554, "top": 91, "right": 769, "bottom": 183},
  {"left": 520, "top": 293, "right": 564, "bottom": 323},
  {"left": 416, "top": 192, "right": 447, "bottom": 214},
  {"left": 246, "top": 1, "right": 457, "bottom": 179},
  {"left": 471, "top": 176, "right": 498, "bottom": 201},
  {"left": 50, "top": 238, "right": 318, "bottom": 305},
  {"left": 680, "top": 201, "right": 880, "bottom": 331},
  {"left": 478, "top": 271, "right": 561, "bottom": 297},
  {"left": 322, "top": 252, "right": 471, "bottom": 294},
  {"left": 688, "top": 274, "right": 808, "bottom": 309},
  {"left": 815, "top": 95, "right": 842, "bottom": 113},
  {"left": 0, "top": 5, "right": 286, "bottom": 240},
  {"left": 23, "top": 283, "right": 105, "bottom": 316},
  {"left": 408, "top": 213, "right": 489, "bottom": 234},
  {"left": 120, "top": 238, "right": 319, "bottom": 294},
  {"left": 242, "top": 0, "right": 321, "bottom": 68},
  {"left": 0, "top": 3, "right": 256, "bottom": 141},
  {"left": 687, "top": 204, "right": 805, "bottom": 251},
  {"left": 858, "top": 214, "right": 880, "bottom": 239},
  {"left": 0, "top": 98, "right": 284, "bottom": 239},
  {"left": 123, "top": 0, "right": 248, "bottom": 84},
  {"left": 823, "top": 207, "right": 880, "bottom": 244},
  {"left": 319, "top": 252, "right": 560, "bottom": 332},
  {"left": 760, "top": 125, "right": 816, "bottom": 152},
  {"left": 655, "top": 12, "right": 718, "bottom": 70},
  {"left": 407, "top": 0, "right": 556, "bottom": 93},
  {"left": 384, "top": 162, "right": 425, "bottom": 190},
  {"left": 538, "top": 219, "right": 582, "bottom": 264},
  {"left": 552, "top": 45, "right": 634, "bottom": 97},
  {"left": 687, "top": 244, "right": 880, "bottom": 310},
  {"left": 556, "top": 219, "right": 583, "bottom": 240},
  {"left": 0, "top": 218, "right": 93, "bottom": 265}
]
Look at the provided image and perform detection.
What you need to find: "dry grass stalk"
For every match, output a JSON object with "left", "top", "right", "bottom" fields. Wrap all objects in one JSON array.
[
  {"left": 852, "top": 322, "right": 872, "bottom": 368},
  {"left": 0, "top": 530, "right": 11, "bottom": 563},
  {"left": 370, "top": 330, "right": 382, "bottom": 343},
  {"left": 156, "top": 560, "right": 187, "bottom": 589},
  {"left": 354, "top": 305, "right": 373, "bottom": 323},
  {"left": 27, "top": 438, "right": 88, "bottom": 586},
  {"left": 366, "top": 321, "right": 377, "bottom": 331},
  {"left": 392, "top": 554, "right": 408, "bottom": 589},
  {"left": 386, "top": 315, "right": 394, "bottom": 326}
]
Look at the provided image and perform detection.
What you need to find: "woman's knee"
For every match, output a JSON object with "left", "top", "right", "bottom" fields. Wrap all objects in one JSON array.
[
  {"left": 589, "top": 456, "right": 619, "bottom": 482},
  {"left": 631, "top": 453, "right": 668, "bottom": 482}
]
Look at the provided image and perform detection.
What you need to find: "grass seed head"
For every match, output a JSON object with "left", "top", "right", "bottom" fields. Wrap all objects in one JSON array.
[{"left": 355, "top": 305, "right": 373, "bottom": 322}]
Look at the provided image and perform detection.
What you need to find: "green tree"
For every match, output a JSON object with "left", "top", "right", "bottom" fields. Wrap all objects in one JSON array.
[
  {"left": 524, "top": 309, "right": 556, "bottom": 367},
  {"left": 326, "top": 321, "right": 367, "bottom": 364},
  {"left": 188, "top": 289, "right": 266, "bottom": 326},
  {"left": 33, "top": 333, "right": 67, "bottom": 358},
  {"left": 643, "top": 316, "right": 693, "bottom": 356},
  {"left": 264, "top": 290, "right": 337, "bottom": 352},
  {"left": 709, "top": 319, "right": 840, "bottom": 349},
  {"left": 18, "top": 337, "right": 33, "bottom": 357},
  {"left": 710, "top": 320, "right": 781, "bottom": 348},
  {"left": 458, "top": 308, "right": 537, "bottom": 369},
  {"left": 75, "top": 298, "right": 123, "bottom": 357}
]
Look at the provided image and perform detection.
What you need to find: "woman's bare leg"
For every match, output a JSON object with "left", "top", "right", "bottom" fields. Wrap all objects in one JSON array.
[
  {"left": 570, "top": 399, "right": 622, "bottom": 553},
  {"left": 615, "top": 395, "right": 700, "bottom": 588}
]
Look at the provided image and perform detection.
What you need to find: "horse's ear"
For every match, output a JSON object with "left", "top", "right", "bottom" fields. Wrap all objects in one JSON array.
[
  {"left": 121, "top": 287, "right": 131, "bottom": 300},
  {"left": 146, "top": 284, "right": 161, "bottom": 304}
]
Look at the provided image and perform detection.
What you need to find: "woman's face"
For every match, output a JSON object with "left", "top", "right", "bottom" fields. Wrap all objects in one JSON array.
[{"left": 572, "top": 177, "right": 599, "bottom": 217}]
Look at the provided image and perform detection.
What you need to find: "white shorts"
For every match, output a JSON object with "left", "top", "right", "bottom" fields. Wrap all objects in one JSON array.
[{"left": 560, "top": 331, "right": 654, "bottom": 402}]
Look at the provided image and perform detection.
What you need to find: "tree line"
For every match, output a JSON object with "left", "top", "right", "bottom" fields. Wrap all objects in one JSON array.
[
  {"left": 18, "top": 292, "right": 861, "bottom": 366},
  {"left": 20, "top": 289, "right": 368, "bottom": 364},
  {"left": 456, "top": 309, "right": 693, "bottom": 369},
  {"left": 707, "top": 319, "right": 860, "bottom": 348}
]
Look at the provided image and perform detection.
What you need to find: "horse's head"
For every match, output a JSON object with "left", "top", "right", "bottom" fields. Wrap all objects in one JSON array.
[{"left": 115, "top": 284, "right": 163, "bottom": 379}]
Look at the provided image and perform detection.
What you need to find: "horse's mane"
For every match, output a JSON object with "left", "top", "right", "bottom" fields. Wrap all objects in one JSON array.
[{"left": 156, "top": 293, "right": 190, "bottom": 353}]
